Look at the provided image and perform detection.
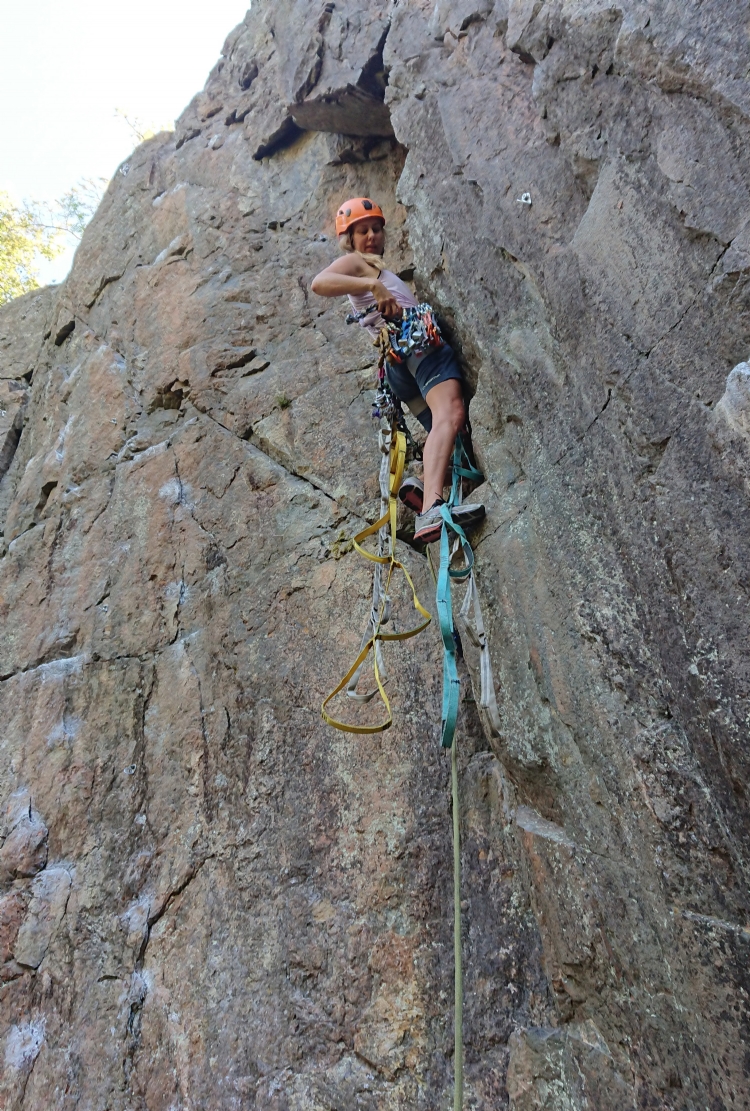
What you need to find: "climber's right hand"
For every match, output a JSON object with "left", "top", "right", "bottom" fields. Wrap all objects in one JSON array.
[{"left": 373, "top": 282, "right": 402, "bottom": 321}]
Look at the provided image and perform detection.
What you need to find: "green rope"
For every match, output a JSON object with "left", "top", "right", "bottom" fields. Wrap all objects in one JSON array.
[
  {"left": 428, "top": 435, "right": 483, "bottom": 1108},
  {"left": 441, "top": 436, "right": 483, "bottom": 1107},
  {"left": 452, "top": 732, "right": 463, "bottom": 1111}
]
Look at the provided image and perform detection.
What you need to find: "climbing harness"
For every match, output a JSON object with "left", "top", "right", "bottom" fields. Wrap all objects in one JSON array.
[
  {"left": 346, "top": 301, "right": 444, "bottom": 365},
  {"left": 380, "top": 302, "right": 444, "bottom": 363},
  {"left": 346, "top": 301, "right": 444, "bottom": 441}
]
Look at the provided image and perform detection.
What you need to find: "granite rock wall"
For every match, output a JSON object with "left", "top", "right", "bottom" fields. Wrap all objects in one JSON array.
[{"left": 1, "top": 2, "right": 749, "bottom": 1108}]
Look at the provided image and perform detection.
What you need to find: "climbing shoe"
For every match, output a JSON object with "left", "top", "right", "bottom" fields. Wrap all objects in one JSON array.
[
  {"left": 453, "top": 501, "right": 486, "bottom": 531},
  {"left": 399, "top": 475, "right": 480, "bottom": 514},
  {"left": 413, "top": 499, "right": 486, "bottom": 544},
  {"left": 398, "top": 475, "right": 424, "bottom": 513}
]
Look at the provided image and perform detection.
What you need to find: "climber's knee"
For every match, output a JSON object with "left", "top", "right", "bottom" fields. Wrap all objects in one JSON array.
[{"left": 425, "top": 378, "right": 465, "bottom": 435}]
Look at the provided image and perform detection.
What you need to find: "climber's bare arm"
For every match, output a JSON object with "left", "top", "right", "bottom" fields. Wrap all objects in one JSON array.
[{"left": 310, "top": 255, "right": 401, "bottom": 318}]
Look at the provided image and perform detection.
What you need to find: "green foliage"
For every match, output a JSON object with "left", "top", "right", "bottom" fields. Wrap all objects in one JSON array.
[
  {"left": 0, "top": 178, "right": 107, "bottom": 306},
  {"left": 0, "top": 103, "right": 173, "bottom": 307},
  {"left": 277, "top": 395, "right": 292, "bottom": 409},
  {"left": 55, "top": 177, "right": 109, "bottom": 241},
  {"left": 0, "top": 193, "right": 58, "bottom": 304}
]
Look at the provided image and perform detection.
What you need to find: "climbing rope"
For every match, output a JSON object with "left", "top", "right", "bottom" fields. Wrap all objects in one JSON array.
[{"left": 452, "top": 733, "right": 463, "bottom": 1111}]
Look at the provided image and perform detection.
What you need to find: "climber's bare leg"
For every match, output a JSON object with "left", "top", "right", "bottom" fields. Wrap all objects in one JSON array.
[{"left": 422, "top": 378, "right": 466, "bottom": 508}]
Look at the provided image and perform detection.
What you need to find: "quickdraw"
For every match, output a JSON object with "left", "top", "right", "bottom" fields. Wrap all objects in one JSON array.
[{"left": 346, "top": 301, "right": 444, "bottom": 364}]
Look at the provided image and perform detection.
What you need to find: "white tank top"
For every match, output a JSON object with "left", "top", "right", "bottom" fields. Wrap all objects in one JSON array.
[{"left": 348, "top": 268, "right": 418, "bottom": 337}]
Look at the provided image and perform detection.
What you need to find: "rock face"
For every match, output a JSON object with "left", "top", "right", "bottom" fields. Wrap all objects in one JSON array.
[{"left": 1, "top": 2, "right": 750, "bottom": 1107}]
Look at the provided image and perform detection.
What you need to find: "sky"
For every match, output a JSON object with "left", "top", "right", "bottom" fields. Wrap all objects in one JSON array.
[{"left": 2, "top": 0, "right": 251, "bottom": 283}]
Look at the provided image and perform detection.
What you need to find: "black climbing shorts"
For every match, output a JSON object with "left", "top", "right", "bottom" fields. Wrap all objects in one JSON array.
[{"left": 385, "top": 343, "right": 463, "bottom": 404}]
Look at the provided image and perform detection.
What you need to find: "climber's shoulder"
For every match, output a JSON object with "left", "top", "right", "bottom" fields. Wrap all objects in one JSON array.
[{"left": 317, "top": 253, "right": 379, "bottom": 278}]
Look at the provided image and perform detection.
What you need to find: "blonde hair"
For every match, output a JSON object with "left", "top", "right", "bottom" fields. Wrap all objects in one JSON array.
[{"left": 338, "top": 229, "right": 386, "bottom": 272}]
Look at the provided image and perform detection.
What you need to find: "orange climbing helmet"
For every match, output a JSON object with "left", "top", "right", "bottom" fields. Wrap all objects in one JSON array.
[{"left": 335, "top": 197, "right": 385, "bottom": 236}]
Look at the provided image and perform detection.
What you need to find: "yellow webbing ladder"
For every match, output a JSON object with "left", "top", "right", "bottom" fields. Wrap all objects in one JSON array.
[{"left": 321, "top": 426, "right": 432, "bottom": 733}]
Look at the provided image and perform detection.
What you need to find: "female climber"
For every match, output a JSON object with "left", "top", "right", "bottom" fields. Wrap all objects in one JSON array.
[{"left": 310, "top": 196, "right": 485, "bottom": 544}]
